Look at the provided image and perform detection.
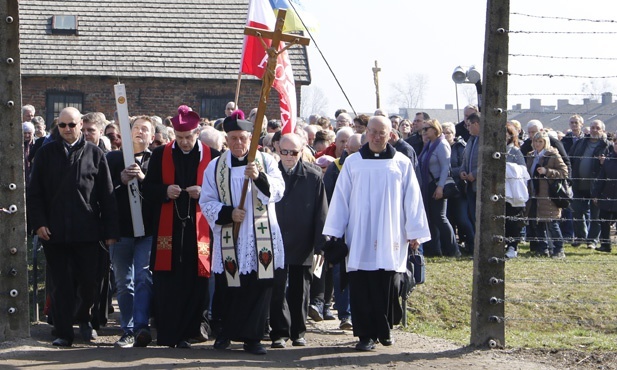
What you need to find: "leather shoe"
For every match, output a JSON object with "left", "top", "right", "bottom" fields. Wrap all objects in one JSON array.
[
  {"left": 243, "top": 341, "right": 267, "bottom": 355},
  {"left": 379, "top": 337, "right": 394, "bottom": 346},
  {"left": 52, "top": 338, "right": 71, "bottom": 347},
  {"left": 134, "top": 328, "right": 152, "bottom": 347},
  {"left": 213, "top": 336, "right": 231, "bottom": 350},
  {"left": 355, "top": 338, "right": 375, "bottom": 351},
  {"left": 79, "top": 322, "right": 96, "bottom": 342},
  {"left": 271, "top": 338, "right": 286, "bottom": 348},
  {"left": 292, "top": 337, "right": 306, "bottom": 346},
  {"left": 596, "top": 246, "right": 612, "bottom": 253},
  {"left": 176, "top": 340, "right": 191, "bottom": 349}
]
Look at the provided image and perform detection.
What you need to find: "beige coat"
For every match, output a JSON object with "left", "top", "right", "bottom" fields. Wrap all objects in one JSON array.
[{"left": 525, "top": 148, "right": 568, "bottom": 220}]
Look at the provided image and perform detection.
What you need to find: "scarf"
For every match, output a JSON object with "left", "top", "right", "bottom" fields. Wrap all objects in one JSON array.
[
  {"left": 418, "top": 135, "right": 444, "bottom": 199},
  {"left": 154, "top": 141, "right": 212, "bottom": 277}
]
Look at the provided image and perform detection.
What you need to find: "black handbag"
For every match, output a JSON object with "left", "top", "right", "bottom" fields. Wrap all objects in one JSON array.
[
  {"left": 431, "top": 172, "right": 461, "bottom": 199},
  {"left": 410, "top": 249, "right": 425, "bottom": 284},
  {"left": 548, "top": 178, "right": 572, "bottom": 209}
]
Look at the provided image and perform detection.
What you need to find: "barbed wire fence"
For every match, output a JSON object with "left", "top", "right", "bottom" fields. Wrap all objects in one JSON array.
[{"left": 473, "top": 4, "right": 617, "bottom": 348}]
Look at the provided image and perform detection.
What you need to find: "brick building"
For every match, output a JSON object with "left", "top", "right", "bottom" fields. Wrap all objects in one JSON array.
[{"left": 19, "top": 0, "right": 311, "bottom": 125}]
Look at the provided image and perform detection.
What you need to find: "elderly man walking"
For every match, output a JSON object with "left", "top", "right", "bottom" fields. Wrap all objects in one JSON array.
[
  {"left": 269, "top": 133, "right": 328, "bottom": 348},
  {"left": 200, "top": 113, "right": 285, "bottom": 355},
  {"left": 323, "top": 115, "right": 430, "bottom": 351},
  {"left": 28, "top": 107, "right": 119, "bottom": 347}
]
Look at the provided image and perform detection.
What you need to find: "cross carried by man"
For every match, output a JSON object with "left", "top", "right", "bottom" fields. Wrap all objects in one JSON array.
[{"left": 234, "top": 8, "right": 310, "bottom": 243}]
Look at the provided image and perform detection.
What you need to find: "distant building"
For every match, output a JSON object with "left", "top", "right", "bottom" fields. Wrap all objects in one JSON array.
[
  {"left": 508, "top": 92, "right": 617, "bottom": 133},
  {"left": 19, "top": 0, "right": 310, "bottom": 124}
]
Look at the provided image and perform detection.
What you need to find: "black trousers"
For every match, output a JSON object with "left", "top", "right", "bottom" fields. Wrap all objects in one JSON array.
[
  {"left": 218, "top": 271, "right": 273, "bottom": 343},
  {"left": 348, "top": 269, "right": 398, "bottom": 342},
  {"left": 270, "top": 265, "right": 311, "bottom": 341},
  {"left": 43, "top": 242, "right": 100, "bottom": 343}
]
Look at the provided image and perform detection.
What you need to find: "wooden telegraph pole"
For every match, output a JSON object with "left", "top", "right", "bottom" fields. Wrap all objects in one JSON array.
[
  {"left": 0, "top": 0, "right": 30, "bottom": 340},
  {"left": 372, "top": 60, "right": 381, "bottom": 109},
  {"left": 470, "top": 0, "right": 509, "bottom": 348}
]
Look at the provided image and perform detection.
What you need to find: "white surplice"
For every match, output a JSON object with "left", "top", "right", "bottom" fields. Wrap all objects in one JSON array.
[
  {"left": 322, "top": 152, "right": 431, "bottom": 273},
  {"left": 199, "top": 151, "right": 285, "bottom": 275}
]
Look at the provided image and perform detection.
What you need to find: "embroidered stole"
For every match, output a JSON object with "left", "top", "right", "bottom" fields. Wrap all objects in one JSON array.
[
  {"left": 215, "top": 152, "right": 274, "bottom": 287},
  {"left": 154, "top": 141, "right": 212, "bottom": 277}
]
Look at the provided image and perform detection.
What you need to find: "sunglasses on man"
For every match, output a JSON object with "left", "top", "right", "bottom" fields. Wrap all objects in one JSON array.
[
  {"left": 279, "top": 149, "right": 300, "bottom": 156},
  {"left": 58, "top": 123, "right": 77, "bottom": 128}
]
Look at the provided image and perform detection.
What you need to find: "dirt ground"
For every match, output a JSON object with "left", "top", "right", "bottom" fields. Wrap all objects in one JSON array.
[{"left": 2, "top": 309, "right": 616, "bottom": 370}]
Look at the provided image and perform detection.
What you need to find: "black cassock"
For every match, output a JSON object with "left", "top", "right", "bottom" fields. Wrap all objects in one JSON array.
[{"left": 143, "top": 143, "right": 210, "bottom": 347}]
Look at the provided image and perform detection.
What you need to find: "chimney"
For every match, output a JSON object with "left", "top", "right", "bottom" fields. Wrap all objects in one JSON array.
[
  {"left": 602, "top": 92, "right": 613, "bottom": 105},
  {"left": 583, "top": 98, "right": 591, "bottom": 105},
  {"left": 445, "top": 104, "right": 453, "bottom": 110},
  {"left": 512, "top": 103, "right": 522, "bottom": 110},
  {"left": 530, "top": 98, "right": 542, "bottom": 112},
  {"left": 557, "top": 99, "right": 569, "bottom": 110}
]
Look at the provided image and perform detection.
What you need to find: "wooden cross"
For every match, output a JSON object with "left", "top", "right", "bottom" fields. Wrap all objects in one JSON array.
[
  {"left": 372, "top": 60, "right": 381, "bottom": 109},
  {"left": 233, "top": 9, "right": 310, "bottom": 243}
]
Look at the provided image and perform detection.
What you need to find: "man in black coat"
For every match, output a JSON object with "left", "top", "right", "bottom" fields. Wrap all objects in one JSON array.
[
  {"left": 568, "top": 119, "right": 610, "bottom": 248},
  {"left": 405, "top": 112, "right": 428, "bottom": 155},
  {"left": 28, "top": 107, "right": 119, "bottom": 347},
  {"left": 270, "top": 133, "right": 328, "bottom": 348}
]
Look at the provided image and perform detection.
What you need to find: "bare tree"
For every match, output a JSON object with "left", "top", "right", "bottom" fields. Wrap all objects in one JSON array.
[
  {"left": 581, "top": 78, "right": 614, "bottom": 100},
  {"left": 301, "top": 86, "right": 329, "bottom": 118},
  {"left": 389, "top": 73, "right": 428, "bottom": 109},
  {"left": 459, "top": 84, "right": 478, "bottom": 106}
]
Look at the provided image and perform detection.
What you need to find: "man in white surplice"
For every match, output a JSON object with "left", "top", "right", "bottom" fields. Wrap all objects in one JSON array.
[
  {"left": 199, "top": 112, "right": 285, "bottom": 355},
  {"left": 323, "top": 115, "right": 431, "bottom": 352}
]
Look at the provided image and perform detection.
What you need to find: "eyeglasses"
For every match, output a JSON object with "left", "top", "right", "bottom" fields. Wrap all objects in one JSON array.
[
  {"left": 279, "top": 149, "right": 300, "bottom": 156},
  {"left": 58, "top": 123, "right": 77, "bottom": 128},
  {"left": 152, "top": 140, "right": 163, "bottom": 146},
  {"left": 422, "top": 127, "right": 432, "bottom": 132}
]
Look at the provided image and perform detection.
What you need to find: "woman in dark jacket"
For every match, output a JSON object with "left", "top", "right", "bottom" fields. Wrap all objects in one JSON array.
[
  {"left": 442, "top": 121, "right": 474, "bottom": 255},
  {"left": 591, "top": 138, "right": 617, "bottom": 252}
]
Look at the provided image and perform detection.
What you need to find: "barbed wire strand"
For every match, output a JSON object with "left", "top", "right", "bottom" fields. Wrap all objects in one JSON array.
[{"left": 510, "top": 12, "right": 617, "bottom": 24}]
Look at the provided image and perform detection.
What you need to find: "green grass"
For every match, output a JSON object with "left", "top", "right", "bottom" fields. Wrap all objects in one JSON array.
[{"left": 405, "top": 243, "right": 617, "bottom": 351}]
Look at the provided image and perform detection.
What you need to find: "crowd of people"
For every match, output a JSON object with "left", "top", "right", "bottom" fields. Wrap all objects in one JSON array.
[{"left": 21, "top": 100, "right": 616, "bottom": 354}]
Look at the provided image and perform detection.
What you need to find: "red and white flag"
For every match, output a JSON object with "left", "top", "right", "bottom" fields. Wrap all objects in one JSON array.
[{"left": 241, "top": 0, "right": 297, "bottom": 134}]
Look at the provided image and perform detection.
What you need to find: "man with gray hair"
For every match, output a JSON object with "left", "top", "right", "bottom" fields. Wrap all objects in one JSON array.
[
  {"left": 270, "top": 133, "right": 328, "bottom": 348},
  {"left": 335, "top": 113, "right": 352, "bottom": 131},
  {"left": 199, "top": 126, "right": 225, "bottom": 152},
  {"left": 315, "top": 127, "right": 353, "bottom": 159},
  {"left": 22, "top": 104, "right": 35, "bottom": 122}
]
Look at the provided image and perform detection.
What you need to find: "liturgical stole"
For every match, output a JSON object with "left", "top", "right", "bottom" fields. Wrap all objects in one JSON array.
[
  {"left": 154, "top": 141, "right": 212, "bottom": 277},
  {"left": 215, "top": 152, "right": 274, "bottom": 287}
]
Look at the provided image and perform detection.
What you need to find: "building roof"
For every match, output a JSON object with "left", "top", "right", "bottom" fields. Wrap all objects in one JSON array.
[
  {"left": 509, "top": 96, "right": 617, "bottom": 133},
  {"left": 19, "top": 0, "right": 310, "bottom": 82}
]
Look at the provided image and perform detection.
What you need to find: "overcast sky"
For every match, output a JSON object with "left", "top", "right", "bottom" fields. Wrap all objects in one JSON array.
[{"left": 297, "top": 0, "right": 617, "bottom": 116}]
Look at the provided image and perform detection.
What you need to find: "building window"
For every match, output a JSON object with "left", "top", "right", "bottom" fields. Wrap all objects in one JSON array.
[
  {"left": 200, "top": 95, "right": 234, "bottom": 122},
  {"left": 45, "top": 92, "right": 83, "bottom": 127},
  {"left": 51, "top": 15, "right": 78, "bottom": 35}
]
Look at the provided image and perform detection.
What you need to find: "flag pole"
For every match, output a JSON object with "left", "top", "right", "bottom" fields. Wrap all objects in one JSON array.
[{"left": 234, "top": 71, "right": 243, "bottom": 107}]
